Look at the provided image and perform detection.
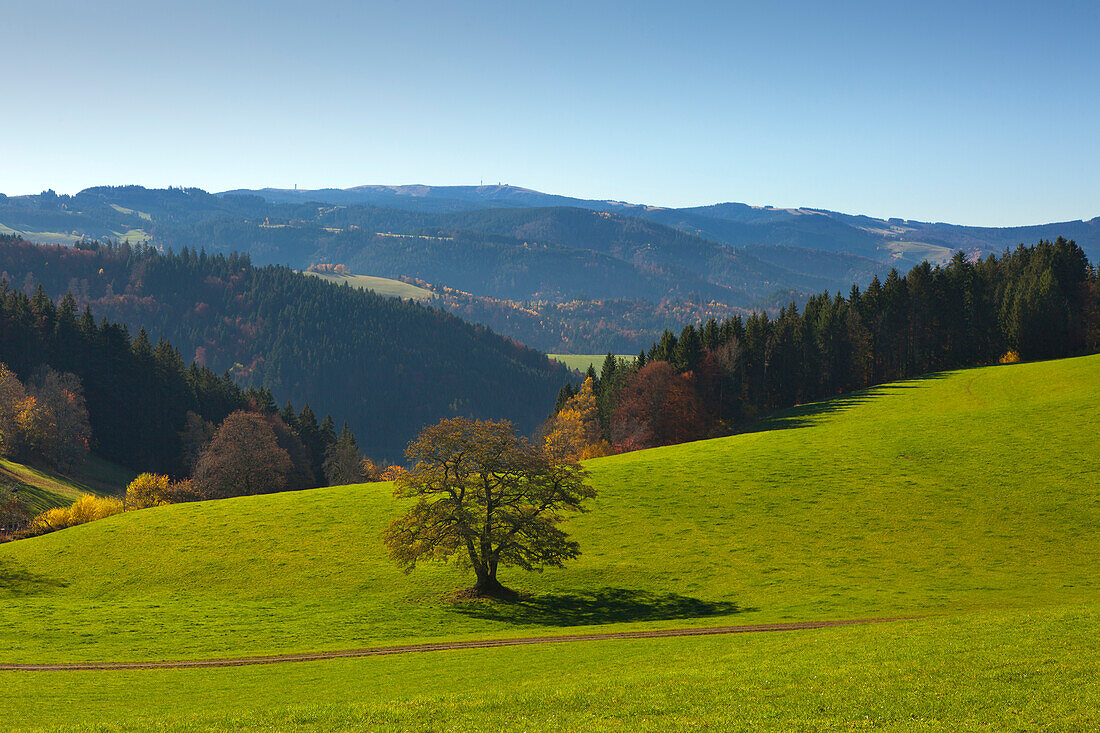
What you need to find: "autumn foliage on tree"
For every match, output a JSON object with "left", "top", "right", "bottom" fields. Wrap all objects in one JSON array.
[
  {"left": 0, "top": 362, "right": 91, "bottom": 471},
  {"left": 123, "top": 473, "right": 200, "bottom": 509},
  {"left": 383, "top": 418, "right": 595, "bottom": 598},
  {"left": 29, "top": 494, "right": 124, "bottom": 535},
  {"left": 125, "top": 473, "right": 173, "bottom": 509},
  {"left": 610, "top": 362, "right": 707, "bottom": 450},
  {"left": 544, "top": 377, "right": 610, "bottom": 461},
  {"left": 25, "top": 367, "right": 93, "bottom": 471},
  {"left": 0, "top": 363, "right": 34, "bottom": 458},
  {"left": 376, "top": 464, "right": 406, "bottom": 482},
  {"left": 193, "top": 411, "right": 294, "bottom": 499}
]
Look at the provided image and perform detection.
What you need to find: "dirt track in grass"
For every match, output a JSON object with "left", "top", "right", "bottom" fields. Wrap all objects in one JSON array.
[{"left": 0, "top": 616, "right": 920, "bottom": 671}]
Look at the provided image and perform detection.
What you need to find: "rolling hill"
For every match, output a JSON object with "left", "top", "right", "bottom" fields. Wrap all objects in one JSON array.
[
  {"left": 1, "top": 354, "right": 1097, "bottom": 731},
  {"left": 4, "top": 354, "right": 1096, "bottom": 662},
  {"left": 0, "top": 238, "right": 571, "bottom": 460},
  {"left": 223, "top": 183, "right": 1100, "bottom": 263},
  {"left": 8, "top": 184, "right": 1096, "bottom": 354}
]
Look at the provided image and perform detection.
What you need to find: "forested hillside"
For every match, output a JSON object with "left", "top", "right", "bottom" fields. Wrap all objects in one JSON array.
[
  {"left": 0, "top": 187, "right": 870, "bottom": 303},
  {"left": 223, "top": 183, "right": 1100, "bottom": 262},
  {"left": 0, "top": 286, "right": 250, "bottom": 476},
  {"left": 0, "top": 237, "right": 570, "bottom": 459},
  {"left": 6, "top": 185, "right": 1098, "bottom": 354},
  {"left": 547, "top": 239, "right": 1100, "bottom": 455}
]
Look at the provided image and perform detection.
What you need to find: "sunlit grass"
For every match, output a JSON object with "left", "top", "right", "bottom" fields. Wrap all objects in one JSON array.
[
  {"left": 301, "top": 270, "right": 434, "bottom": 300},
  {"left": 1, "top": 355, "right": 1095, "bottom": 668},
  {"left": 0, "top": 355, "right": 1097, "bottom": 730},
  {"left": 3, "top": 603, "right": 1096, "bottom": 731}
]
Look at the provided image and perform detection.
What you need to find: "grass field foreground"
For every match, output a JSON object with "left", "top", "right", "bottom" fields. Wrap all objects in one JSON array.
[
  {"left": 2, "top": 603, "right": 1096, "bottom": 731},
  {"left": 1, "top": 355, "right": 1096, "bottom": 667}
]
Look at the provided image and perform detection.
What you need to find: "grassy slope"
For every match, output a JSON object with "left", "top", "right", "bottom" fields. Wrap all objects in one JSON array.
[
  {"left": 1, "top": 355, "right": 1097, "bottom": 729},
  {"left": 1, "top": 355, "right": 1096, "bottom": 663},
  {"left": 885, "top": 239, "right": 955, "bottom": 266},
  {"left": 0, "top": 456, "right": 131, "bottom": 513},
  {"left": 301, "top": 271, "right": 434, "bottom": 301},
  {"left": 549, "top": 353, "right": 638, "bottom": 373},
  {"left": 548, "top": 353, "right": 614, "bottom": 372}
]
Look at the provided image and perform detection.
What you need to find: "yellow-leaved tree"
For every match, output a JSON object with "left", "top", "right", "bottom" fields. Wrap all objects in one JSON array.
[
  {"left": 29, "top": 494, "right": 124, "bottom": 535},
  {"left": 544, "top": 377, "right": 611, "bottom": 461},
  {"left": 125, "top": 473, "right": 173, "bottom": 509}
]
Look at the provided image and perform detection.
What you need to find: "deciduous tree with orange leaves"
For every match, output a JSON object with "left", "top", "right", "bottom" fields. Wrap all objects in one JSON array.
[{"left": 383, "top": 418, "right": 595, "bottom": 598}]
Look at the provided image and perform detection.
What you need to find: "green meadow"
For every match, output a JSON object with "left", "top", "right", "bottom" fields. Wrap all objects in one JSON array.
[
  {"left": 111, "top": 228, "right": 150, "bottom": 243},
  {"left": 108, "top": 204, "right": 153, "bottom": 221},
  {"left": 548, "top": 353, "right": 632, "bottom": 372},
  {"left": 883, "top": 240, "right": 955, "bottom": 266},
  {"left": 3, "top": 604, "right": 1096, "bottom": 731},
  {"left": 302, "top": 271, "right": 435, "bottom": 301},
  {"left": 0, "top": 224, "right": 83, "bottom": 246},
  {"left": 1, "top": 355, "right": 1097, "bottom": 729}
]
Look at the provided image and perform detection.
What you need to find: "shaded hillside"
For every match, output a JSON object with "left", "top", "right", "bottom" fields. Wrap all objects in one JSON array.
[
  {"left": 155, "top": 217, "right": 741, "bottom": 302},
  {"left": 0, "top": 188, "right": 857, "bottom": 302},
  {"left": 223, "top": 183, "right": 1100, "bottom": 262},
  {"left": 154, "top": 200, "right": 833, "bottom": 302},
  {"left": 1, "top": 456, "right": 131, "bottom": 515},
  {"left": 404, "top": 207, "right": 832, "bottom": 294},
  {"left": 740, "top": 245, "right": 884, "bottom": 285},
  {"left": 0, "top": 238, "right": 570, "bottom": 459}
]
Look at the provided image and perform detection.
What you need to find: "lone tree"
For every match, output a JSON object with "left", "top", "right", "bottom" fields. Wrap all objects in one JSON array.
[{"left": 383, "top": 417, "right": 595, "bottom": 598}]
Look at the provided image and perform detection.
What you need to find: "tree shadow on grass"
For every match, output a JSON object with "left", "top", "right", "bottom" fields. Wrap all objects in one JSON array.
[
  {"left": 0, "top": 558, "right": 67, "bottom": 596},
  {"left": 739, "top": 371, "right": 952, "bottom": 435},
  {"left": 451, "top": 588, "right": 754, "bottom": 627}
]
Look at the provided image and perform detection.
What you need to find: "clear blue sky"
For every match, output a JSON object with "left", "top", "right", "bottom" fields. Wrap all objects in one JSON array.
[{"left": 2, "top": 0, "right": 1097, "bottom": 225}]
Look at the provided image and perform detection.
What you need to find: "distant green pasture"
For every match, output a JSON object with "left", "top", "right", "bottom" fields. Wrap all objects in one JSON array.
[
  {"left": 302, "top": 271, "right": 434, "bottom": 301},
  {"left": 108, "top": 204, "right": 153, "bottom": 221},
  {"left": 0, "top": 224, "right": 83, "bottom": 246},
  {"left": 884, "top": 240, "right": 955, "bottom": 265},
  {"left": 548, "top": 353, "right": 629, "bottom": 373}
]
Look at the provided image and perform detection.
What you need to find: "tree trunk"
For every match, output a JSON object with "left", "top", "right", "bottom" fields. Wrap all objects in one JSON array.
[{"left": 471, "top": 564, "right": 517, "bottom": 599}]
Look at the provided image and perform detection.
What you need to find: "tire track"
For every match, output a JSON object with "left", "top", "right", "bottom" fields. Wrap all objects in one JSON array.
[{"left": 0, "top": 616, "right": 920, "bottom": 671}]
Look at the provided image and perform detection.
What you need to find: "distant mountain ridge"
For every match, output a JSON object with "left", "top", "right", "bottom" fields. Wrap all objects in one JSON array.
[
  {"left": 0, "top": 186, "right": 869, "bottom": 303},
  {"left": 219, "top": 183, "right": 1100, "bottom": 263},
  {"left": 3, "top": 183, "right": 1096, "bottom": 352}
]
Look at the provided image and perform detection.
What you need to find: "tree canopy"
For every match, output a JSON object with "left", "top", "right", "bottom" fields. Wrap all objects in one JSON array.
[
  {"left": 383, "top": 418, "right": 595, "bottom": 598},
  {"left": 193, "top": 411, "right": 293, "bottom": 499}
]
